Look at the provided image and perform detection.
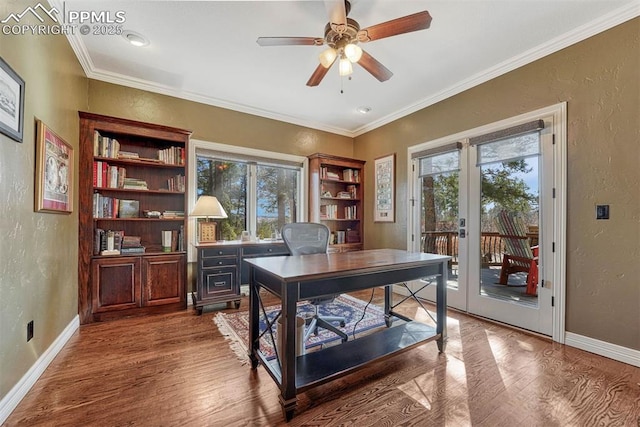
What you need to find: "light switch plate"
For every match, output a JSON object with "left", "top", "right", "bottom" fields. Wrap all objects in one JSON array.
[{"left": 596, "top": 205, "right": 609, "bottom": 220}]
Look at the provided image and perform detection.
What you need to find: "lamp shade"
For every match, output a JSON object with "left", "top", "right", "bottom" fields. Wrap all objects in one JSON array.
[
  {"left": 338, "top": 57, "right": 353, "bottom": 76},
  {"left": 190, "top": 196, "right": 228, "bottom": 218},
  {"left": 319, "top": 47, "right": 337, "bottom": 68},
  {"left": 344, "top": 44, "right": 362, "bottom": 62}
]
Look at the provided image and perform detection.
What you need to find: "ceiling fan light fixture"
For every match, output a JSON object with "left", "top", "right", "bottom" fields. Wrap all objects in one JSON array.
[
  {"left": 319, "top": 48, "right": 337, "bottom": 68},
  {"left": 344, "top": 44, "right": 362, "bottom": 62},
  {"left": 338, "top": 57, "right": 353, "bottom": 76}
]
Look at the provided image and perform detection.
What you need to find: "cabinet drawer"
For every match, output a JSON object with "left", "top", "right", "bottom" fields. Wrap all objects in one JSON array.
[
  {"left": 241, "top": 244, "right": 288, "bottom": 256},
  {"left": 201, "top": 267, "right": 237, "bottom": 300},
  {"left": 201, "top": 247, "right": 238, "bottom": 257},
  {"left": 202, "top": 256, "right": 237, "bottom": 268}
]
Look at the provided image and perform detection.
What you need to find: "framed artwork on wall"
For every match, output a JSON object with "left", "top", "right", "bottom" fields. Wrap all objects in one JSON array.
[
  {"left": 35, "top": 119, "right": 74, "bottom": 214},
  {"left": 0, "top": 56, "right": 25, "bottom": 143},
  {"left": 374, "top": 153, "right": 395, "bottom": 222}
]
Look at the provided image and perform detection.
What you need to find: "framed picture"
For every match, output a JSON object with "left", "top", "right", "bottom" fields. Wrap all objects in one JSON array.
[
  {"left": 374, "top": 153, "right": 395, "bottom": 222},
  {"left": 35, "top": 119, "right": 73, "bottom": 214},
  {"left": 0, "top": 56, "right": 25, "bottom": 143}
]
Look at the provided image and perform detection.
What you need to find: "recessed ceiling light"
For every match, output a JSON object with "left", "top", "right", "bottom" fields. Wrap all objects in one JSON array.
[
  {"left": 122, "top": 30, "right": 149, "bottom": 47},
  {"left": 356, "top": 106, "right": 372, "bottom": 114}
]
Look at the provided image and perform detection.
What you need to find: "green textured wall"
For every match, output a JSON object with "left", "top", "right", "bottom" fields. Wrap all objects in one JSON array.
[
  {"left": 354, "top": 18, "right": 640, "bottom": 350},
  {"left": 87, "top": 80, "right": 354, "bottom": 159},
  {"left": 0, "top": 0, "right": 88, "bottom": 402}
]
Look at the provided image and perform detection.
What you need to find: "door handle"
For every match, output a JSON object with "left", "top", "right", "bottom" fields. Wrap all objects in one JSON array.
[{"left": 459, "top": 229, "right": 466, "bottom": 238}]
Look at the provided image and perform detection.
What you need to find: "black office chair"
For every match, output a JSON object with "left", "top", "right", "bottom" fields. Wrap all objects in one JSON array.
[{"left": 281, "top": 222, "right": 348, "bottom": 343}]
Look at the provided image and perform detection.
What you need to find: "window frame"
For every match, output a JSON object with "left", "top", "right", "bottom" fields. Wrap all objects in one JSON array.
[{"left": 187, "top": 139, "right": 308, "bottom": 261}]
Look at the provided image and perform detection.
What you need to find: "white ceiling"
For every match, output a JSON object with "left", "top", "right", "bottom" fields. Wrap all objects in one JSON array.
[{"left": 57, "top": 0, "right": 638, "bottom": 137}]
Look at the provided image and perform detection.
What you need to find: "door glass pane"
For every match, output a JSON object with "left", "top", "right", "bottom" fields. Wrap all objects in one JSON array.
[
  {"left": 196, "top": 157, "right": 247, "bottom": 240},
  {"left": 256, "top": 165, "right": 299, "bottom": 239},
  {"left": 420, "top": 171, "right": 459, "bottom": 290},
  {"left": 479, "top": 156, "right": 539, "bottom": 307},
  {"left": 477, "top": 133, "right": 540, "bottom": 165}
]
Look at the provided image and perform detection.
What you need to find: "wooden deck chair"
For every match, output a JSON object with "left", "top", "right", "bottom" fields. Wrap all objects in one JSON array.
[{"left": 495, "top": 210, "right": 539, "bottom": 296}]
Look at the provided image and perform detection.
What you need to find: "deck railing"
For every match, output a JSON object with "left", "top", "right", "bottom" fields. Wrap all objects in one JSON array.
[{"left": 421, "top": 231, "right": 539, "bottom": 266}]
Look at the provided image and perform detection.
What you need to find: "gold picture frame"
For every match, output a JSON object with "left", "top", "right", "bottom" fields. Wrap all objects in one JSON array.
[
  {"left": 374, "top": 153, "right": 395, "bottom": 223},
  {"left": 35, "top": 119, "right": 73, "bottom": 214}
]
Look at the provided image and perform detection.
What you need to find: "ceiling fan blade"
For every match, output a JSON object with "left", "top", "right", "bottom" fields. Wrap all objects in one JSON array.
[
  {"left": 357, "top": 11, "right": 432, "bottom": 42},
  {"left": 324, "top": 0, "right": 348, "bottom": 33},
  {"left": 256, "top": 37, "right": 323, "bottom": 47},
  {"left": 358, "top": 50, "right": 393, "bottom": 82},
  {"left": 306, "top": 61, "right": 334, "bottom": 87}
]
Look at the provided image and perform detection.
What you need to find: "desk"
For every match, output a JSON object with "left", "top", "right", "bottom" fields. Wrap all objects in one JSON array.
[
  {"left": 244, "top": 248, "right": 450, "bottom": 420},
  {"left": 193, "top": 241, "right": 288, "bottom": 313}
]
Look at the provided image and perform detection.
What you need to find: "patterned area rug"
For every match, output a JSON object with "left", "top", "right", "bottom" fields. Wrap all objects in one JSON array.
[{"left": 214, "top": 294, "right": 386, "bottom": 362}]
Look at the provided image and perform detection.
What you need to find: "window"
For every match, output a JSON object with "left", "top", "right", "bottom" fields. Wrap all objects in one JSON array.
[{"left": 192, "top": 141, "right": 306, "bottom": 242}]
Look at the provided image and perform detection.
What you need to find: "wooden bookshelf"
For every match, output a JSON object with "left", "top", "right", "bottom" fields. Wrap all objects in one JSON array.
[
  {"left": 78, "top": 112, "right": 191, "bottom": 323},
  {"left": 308, "top": 153, "right": 365, "bottom": 252}
]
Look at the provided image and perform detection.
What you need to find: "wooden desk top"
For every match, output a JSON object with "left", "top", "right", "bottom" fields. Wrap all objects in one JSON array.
[
  {"left": 243, "top": 248, "right": 450, "bottom": 282},
  {"left": 195, "top": 239, "right": 284, "bottom": 248}
]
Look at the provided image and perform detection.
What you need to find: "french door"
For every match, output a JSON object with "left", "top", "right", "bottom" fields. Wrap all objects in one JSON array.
[{"left": 407, "top": 110, "right": 564, "bottom": 336}]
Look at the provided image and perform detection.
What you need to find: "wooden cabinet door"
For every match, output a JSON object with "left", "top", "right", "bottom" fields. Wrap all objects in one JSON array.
[
  {"left": 91, "top": 257, "right": 141, "bottom": 313},
  {"left": 141, "top": 254, "right": 185, "bottom": 306}
]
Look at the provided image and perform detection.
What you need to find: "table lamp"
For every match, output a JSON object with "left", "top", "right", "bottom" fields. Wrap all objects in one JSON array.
[{"left": 191, "top": 195, "right": 228, "bottom": 243}]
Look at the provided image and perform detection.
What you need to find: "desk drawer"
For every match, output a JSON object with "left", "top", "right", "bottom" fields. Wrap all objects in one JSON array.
[
  {"left": 242, "top": 244, "right": 288, "bottom": 257},
  {"left": 201, "top": 247, "right": 238, "bottom": 258},
  {"left": 201, "top": 266, "right": 237, "bottom": 300},
  {"left": 202, "top": 257, "right": 237, "bottom": 268}
]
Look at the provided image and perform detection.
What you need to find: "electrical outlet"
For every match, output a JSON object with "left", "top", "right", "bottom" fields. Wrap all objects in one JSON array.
[{"left": 27, "top": 320, "right": 34, "bottom": 342}]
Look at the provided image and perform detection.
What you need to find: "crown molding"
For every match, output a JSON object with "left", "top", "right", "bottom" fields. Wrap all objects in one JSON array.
[
  {"left": 57, "top": 0, "right": 638, "bottom": 139},
  {"left": 352, "top": 2, "right": 640, "bottom": 137}
]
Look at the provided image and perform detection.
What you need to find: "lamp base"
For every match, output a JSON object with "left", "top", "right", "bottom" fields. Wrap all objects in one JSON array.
[{"left": 198, "top": 221, "right": 217, "bottom": 243}]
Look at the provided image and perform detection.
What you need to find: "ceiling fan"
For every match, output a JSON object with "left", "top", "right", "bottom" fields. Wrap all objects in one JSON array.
[{"left": 256, "top": 0, "right": 432, "bottom": 87}]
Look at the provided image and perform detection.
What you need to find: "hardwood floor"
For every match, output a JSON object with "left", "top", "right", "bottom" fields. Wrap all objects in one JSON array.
[{"left": 4, "top": 289, "right": 640, "bottom": 426}]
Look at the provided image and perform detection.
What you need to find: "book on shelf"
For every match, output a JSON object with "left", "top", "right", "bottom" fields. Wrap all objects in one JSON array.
[
  {"left": 94, "top": 229, "right": 123, "bottom": 255},
  {"left": 157, "top": 146, "right": 185, "bottom": 165},
  {"left": 121, "top": 235, "right": 142, "bottom": 247},
  {"left": 342, "top": 169, "right": 354, "bottom": 182},
  {"left": 93, "top": 131, "right": 120, "bottom": 159},
  {"left": 178, "top": 225, "right": 184, "bottom": 251},
  {"left": 93, "top": 193, "right": 120, "bottom": 218},
  {"left": 346, "top": 229, "right": 360, "bottom": 243},
  {"left": 344, "top": 205, "right": 357, "bottom": 219},
  {"left": 162, "top": 210, "right": 184, "bottom": 218},
  {"left": 118, "top": 151, "right": 139, "bottom": 159},
  {"left": 320, "top": 204, "right": 338, "bottom": 219},
  {"left": 167, "top": 174, "right": 185, "bottom": 192},
  {"left": 120, "top": 234, "right": 145, "bottom": 254},
  {"left": 93, "top": 161, "right": 108, "bottom": 188},
  {"left": 161, "top": 230, "right": 172, "bottom": 252},
  {"left": 326, "top": 171, "right": 340, "bottom": 180},
  {"left": 118, "top": 200, "right": 140, "bottom": 218},
  {"left": 93, "top": 162, "right": 126, "bottom": 189},
  {"left": 120, "top": 247, "right": 146, "bottom": 254},
  {"left": 122, "top": 177, "right": 148, "bottom": 190}
]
